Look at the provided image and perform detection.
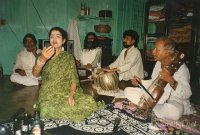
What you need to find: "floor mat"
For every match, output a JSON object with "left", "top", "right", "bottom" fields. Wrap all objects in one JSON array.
[
  {"left": 2, "top": 106, "right": 167, "bottom": 135},
  {"left": 46, "top": 125, "right": 128, "bottom": 135},
  {"left": 3, "top": 104, "right": 199, "bottom": 134},
  {"left": 39, "top": 107, "right": 167, "bottom": 135}
]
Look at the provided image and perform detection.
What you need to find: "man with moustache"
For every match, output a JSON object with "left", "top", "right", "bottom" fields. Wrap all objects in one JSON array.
[
  {"left": 77, "top": 32, "right": 102, "bottom": 70},
  {"left": 124, "top": 37, "right": 195, "bottom": 120},
  {"left": 105, "top": 30, "right": 144, "bottom": 90},
  {"left": 10, "top": 33, "right": 41, "bottom": 86}
]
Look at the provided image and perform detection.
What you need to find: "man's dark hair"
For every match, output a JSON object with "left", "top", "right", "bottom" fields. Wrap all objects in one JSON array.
[
  {"left": 123, "top": 30, "right": 139, "bottom": 47},
  {"left": 84, "top": 32, "right": 99, "bottom": 49},
  {"left": 23, "top": 33, "right": 37, "bottom": 45}
]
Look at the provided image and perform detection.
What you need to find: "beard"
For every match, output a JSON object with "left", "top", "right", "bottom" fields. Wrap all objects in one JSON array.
[
  {"left": 86, "top": 41, "right": 96, "bottom": 49},
  {"left": 87, "top": 43, "right": 93, "bottom": 48},
  {"left": 123, "top": 42, "right": 133, "bottom": 48}
]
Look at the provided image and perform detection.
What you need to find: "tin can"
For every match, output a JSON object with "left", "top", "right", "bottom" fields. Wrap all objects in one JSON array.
[{"left": 85, "top": 7, "right": 90, "bottom": 16}]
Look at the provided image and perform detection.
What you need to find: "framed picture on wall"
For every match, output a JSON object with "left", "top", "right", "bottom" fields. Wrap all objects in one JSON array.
[
  {"left": 64, "top": 40, "right": 74, "bottom": 55},
  {"left": 38, "top": 39, "right": 50, "bottom": 49}
]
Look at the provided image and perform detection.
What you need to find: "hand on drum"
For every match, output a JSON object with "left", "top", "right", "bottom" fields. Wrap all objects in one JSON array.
[
  {"left": 76, "top": 60, "right": 81, "bottom": 67},
  {"left": 96, "top": 67, "right": 119, "bottom": 75},
  {"left": 102, "top": 68, "right": 119, "bottom": 72},
  {"left": 84, "top": 63, "right": 92, "bottom": 70},
  {"left": 131, "top": 76, "right": 141, "bottom": 86}
]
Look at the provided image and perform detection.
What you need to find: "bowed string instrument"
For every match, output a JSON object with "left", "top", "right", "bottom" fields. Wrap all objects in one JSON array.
[{"left": 136, "top": 51, "right": 186, "bottom": 110}]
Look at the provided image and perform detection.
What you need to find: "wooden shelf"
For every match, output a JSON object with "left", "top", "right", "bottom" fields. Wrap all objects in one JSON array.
[
  {"left": 148, "top": 19, "right": 165, "bottom": 23},
  {"left": 77, "top": 15, "right": 113, "bottom": 21},
  {"left": 143, "top": 0, "right": 199, "bottom": 72}
]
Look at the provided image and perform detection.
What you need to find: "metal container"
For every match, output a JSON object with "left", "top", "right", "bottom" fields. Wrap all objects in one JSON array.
[{"left": 99, "top": 10, "right": 112, "bottom": 18}]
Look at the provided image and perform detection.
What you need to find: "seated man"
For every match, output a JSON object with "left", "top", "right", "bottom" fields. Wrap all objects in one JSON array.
[
  {"left": 77, "top": 32, "right": 102, "bottom": 70},
  {"left": 101, "top": 30, "right": 144, "bottom": 90},
  {"left": 124, "top": 37, "right": 195, "bottom": 120},
  {"left": 10, "top": 33, "right": 41, "bottom": 86}
]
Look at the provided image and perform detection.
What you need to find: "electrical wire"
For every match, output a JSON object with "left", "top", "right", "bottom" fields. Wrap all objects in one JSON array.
[
  {"left": 30, "top": 0, "right": 49, "bottom": 32},
  {"left": 6, "top": 22, "right": 22, "bottom": 45}
]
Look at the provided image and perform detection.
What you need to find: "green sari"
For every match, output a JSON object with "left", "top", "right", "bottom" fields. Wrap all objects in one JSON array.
[{"left": 38, "top": 51, "right": 103, "bottom": 122}]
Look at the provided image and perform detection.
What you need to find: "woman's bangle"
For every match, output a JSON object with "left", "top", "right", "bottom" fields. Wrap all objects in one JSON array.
[
  {"left": 37, "top": 56, "right": 46, "bottom": 67},
  {"left": 33, "top": 66, "right": 40, "bottom": 72},
  {"left": 40, "top": 54, "right": 47, "bottom": 61}
]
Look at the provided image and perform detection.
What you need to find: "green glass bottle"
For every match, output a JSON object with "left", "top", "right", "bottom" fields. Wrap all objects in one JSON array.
[
  {"left": 31, "top": 110, "right": 44, "bottom": 135},
  {"left": 21, "top": 112, "right": 31, "bottom": 135},
  {"left": 13, "top": 118, "right": 22, "bottom": 135}
]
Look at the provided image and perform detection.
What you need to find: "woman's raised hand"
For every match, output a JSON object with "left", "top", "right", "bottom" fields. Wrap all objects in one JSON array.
[{"left": 41, "top": 46, "right": 55, "bottom": 60}]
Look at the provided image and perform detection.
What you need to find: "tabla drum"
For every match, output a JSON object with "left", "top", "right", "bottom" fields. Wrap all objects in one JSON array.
[{"left": 94, "top": 71, "right": 119, "bottom": 91}]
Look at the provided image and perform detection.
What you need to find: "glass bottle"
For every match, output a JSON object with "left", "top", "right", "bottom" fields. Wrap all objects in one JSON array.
[
  {"left": 31, "top": 110, "right": 44, "bottom": 135},
  {"left": 21, "top": 112, "right": 31, "bottom": 135},
  {"left": 85, "top": 7, "right": 90, "bottom": 16},
  {"left": 13, "top": 118, "right": 22, "bottom": 135},
  {"left": 80, "top": 3, "right": 85, "bottom": 16}
]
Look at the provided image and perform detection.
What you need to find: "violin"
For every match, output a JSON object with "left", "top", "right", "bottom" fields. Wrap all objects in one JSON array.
[{"left": 138, "top": 51, "right": 186, "bottom": 110}]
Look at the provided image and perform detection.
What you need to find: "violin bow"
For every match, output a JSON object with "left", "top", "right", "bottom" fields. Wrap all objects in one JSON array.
[{"left": 136, "top": 79, "right": 155, "bottom": 100}]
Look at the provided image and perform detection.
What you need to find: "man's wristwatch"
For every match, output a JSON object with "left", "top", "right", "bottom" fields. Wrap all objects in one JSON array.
[{"left": 170, "top": 80, "right": 177, "bottom": 88}]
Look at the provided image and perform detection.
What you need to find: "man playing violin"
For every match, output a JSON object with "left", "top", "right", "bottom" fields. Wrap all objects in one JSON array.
[{"left": 124, "top": 37, "right": 195, "bottom": 120}]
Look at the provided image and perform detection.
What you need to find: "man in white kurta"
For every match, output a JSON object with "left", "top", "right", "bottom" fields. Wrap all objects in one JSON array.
[
  {"left": 124, "top": 37, "right": 195, "bottom": 120},
  {"left": 10, "top": 33, "right": 41, "bottom": 86},
  {"left": 80, "top": 47, "right": 102, "bottom": 68},
  {"left": 78, "top": 32, "right": 102, "bottom": 69},
  {"left": 125, "top": 61, "right": 195, "bottom": 120},
  {"left": 109, "top": 45, "right": 144, "bottom": 81},
  {"left": 109, "top": 30, "right": 144, "bottom": 90}
]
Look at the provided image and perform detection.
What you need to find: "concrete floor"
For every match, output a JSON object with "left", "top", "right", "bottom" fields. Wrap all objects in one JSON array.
[
  {"left": 0, "top": 70, "right": 199, "bottom": 123},
  {"left": 0, "top": 76, "right": 39, "bottom": 121},
  {"left": 0, "top": 76, "right": 114, "bottom": 122}
]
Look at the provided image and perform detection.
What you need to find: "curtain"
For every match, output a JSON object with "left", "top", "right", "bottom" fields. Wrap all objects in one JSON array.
[{"left": 115, "top": 0, "right": 146, "bottom": 54}]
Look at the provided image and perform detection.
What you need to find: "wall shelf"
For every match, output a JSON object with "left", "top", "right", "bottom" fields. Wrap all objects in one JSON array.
[
  {"left": 143, "top": 0, "right": 199, "bottom": 76},
  {"left": 77, "top": 15, "right": 113, "bottom": 22}
]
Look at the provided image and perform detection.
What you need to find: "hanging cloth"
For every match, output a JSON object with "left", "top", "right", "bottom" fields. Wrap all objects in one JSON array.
[{"left": 67, "top": 19, "right": 82, "bottom": 60}]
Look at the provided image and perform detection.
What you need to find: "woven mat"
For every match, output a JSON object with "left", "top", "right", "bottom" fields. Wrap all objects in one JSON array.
[
  {"left": 155, "top": 104, "right": 200, "bottom": 134},
  {"left": 2, "top": 103, "right": 199, "bottom": 134},
  {"left": 2, "top": 105, "right": 166, "bottom": 135},
  {"left": 111, "top": 100, "right": 200, "bottom": 134}
]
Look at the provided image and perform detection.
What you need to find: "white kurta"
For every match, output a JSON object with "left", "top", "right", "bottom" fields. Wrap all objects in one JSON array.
[
  {"left": 109, "top": 46, "right": 144, "bottom": 81},
  {"left": 10, "top": 48, "right": 41, "bottom": 86},
  {"left": 80, "top": 47, "right": 102, "bottom": 68},
  {"left": 124, "top": 61, "right": 195, "bottom": 120}
]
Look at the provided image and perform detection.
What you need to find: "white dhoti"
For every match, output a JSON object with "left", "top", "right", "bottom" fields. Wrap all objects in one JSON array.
[
  {"left": 153, "top": 100, "right": 183, "bottom": 120},
  {"left": 124, "top": 62, "right": 196, "bottom": 121},
  {"left": 10, "top": 73, "right": 40, "bottom": 86},
  {"left": 124, "top": 86, "right": 184, "bottom": 120}
]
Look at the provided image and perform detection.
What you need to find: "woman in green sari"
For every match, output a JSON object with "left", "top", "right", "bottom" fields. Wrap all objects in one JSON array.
[{"left": 32, "top": 27, "right": 104, "bottom": 122}]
